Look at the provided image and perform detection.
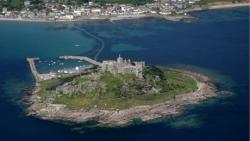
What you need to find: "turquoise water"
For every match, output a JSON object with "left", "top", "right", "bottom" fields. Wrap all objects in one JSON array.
[
  {"left": 0, "top": 7, "right": 249, "bottom": 141},
  {"left": 0, "top": 22, "right": 95, "bottom": 60}
]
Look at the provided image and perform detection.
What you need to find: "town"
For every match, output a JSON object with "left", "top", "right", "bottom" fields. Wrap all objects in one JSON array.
[{"left": 0, "top": 0, "right": 202, "bottom": 21}]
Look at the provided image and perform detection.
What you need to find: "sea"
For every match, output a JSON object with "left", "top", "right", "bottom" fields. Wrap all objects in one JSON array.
[{"left": 0, "top": 7, "right": 248, "bottom": 141}]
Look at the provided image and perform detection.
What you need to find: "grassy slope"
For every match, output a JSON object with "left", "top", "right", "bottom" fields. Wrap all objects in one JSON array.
[{"left": 37, "top": 68, "right": 197, "bottom": 110}]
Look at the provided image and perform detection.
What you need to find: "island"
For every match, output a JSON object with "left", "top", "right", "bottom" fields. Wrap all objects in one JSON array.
[{"left": 24, "top": 55, "right": 218, "bottom": 127}]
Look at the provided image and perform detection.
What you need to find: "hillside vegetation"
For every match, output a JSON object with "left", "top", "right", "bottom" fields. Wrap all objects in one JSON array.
[{"left": 37, "top": 67, "right": 198, "bottom": 110}]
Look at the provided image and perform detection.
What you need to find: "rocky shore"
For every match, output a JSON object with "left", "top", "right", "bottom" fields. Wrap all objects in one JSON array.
[{"left": 26, "top": 70, "right": 218, "bottom": 127}]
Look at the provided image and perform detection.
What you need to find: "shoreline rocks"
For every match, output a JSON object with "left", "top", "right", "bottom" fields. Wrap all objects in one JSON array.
[{"left": 26, "top": 70, "right": 219, "bottom": 127}]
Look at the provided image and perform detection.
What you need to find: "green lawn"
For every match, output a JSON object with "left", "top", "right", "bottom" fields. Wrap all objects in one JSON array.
[{"left": 38, "top": 68, "right": 198, "bottom": 110}]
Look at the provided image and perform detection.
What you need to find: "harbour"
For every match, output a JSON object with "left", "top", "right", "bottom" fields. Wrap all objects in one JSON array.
[{"left": 27, "top": 56, "right": 97, "bottom": 81}]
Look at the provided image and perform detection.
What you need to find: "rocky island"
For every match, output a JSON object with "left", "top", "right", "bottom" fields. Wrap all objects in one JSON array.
[{"left": 26, "top": 55, "right": 218, "bottom": 127}]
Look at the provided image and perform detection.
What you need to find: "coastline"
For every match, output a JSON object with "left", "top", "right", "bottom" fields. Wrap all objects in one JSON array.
[
  {"left": 26, "top": 69, "right": 219, "bottom": 127},
  {"left": 0, "top": 3, "right": 248, "bottom": 23},
  {"left": 0, "top": 13, "right": 191, "bottom": 23},
  {"left": 185, "top": 2, "right": 250, "bottom": 13}
]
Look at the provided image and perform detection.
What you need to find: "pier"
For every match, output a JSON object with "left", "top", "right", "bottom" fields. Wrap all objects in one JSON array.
[
  {"left": 59, "top": 56, "right": 102, "bottom": 66},
  {"left": 27, "top": 57, "right": 41, "bottom": 81}
]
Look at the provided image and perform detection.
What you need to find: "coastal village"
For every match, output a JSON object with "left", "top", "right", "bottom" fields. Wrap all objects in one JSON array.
[{"left": 0, "top": 0, "right": 202, "bottom": 21}]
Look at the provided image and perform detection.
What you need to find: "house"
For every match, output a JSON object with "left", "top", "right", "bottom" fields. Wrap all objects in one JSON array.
[
  {"left": 59, "top": 14, "right": 74, "bottom": 20},
  {"left": 159, "top": 11, "right": 172, "bottom": 15},
  {"left": 24, "top": 0, "right": 30, "bottom": 6},
  {"left": 2, "top": 7, "right": 7, "bottom": 14},
  {"left": 91, "top": 8, "right": 101, "bottom": 14},
  {"left": 73, "top": 10, "right": 82, "bottom": 16}
]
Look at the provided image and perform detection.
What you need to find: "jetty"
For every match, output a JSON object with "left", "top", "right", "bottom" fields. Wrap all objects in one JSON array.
[
  {"left": 27, "top": 58, "right": 41, "bottom": 81},
  {"left": 59, "top": 56, "right": 102, "bottom": 66}
]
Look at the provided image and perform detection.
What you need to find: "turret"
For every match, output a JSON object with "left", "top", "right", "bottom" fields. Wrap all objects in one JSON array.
[{"left": 117, "top": 54, "right": 123, "bottom": 63}]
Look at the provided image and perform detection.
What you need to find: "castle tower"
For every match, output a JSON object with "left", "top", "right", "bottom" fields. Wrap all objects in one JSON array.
[{"left": 117, "top": 54, "right": 123, "bottom": 63}]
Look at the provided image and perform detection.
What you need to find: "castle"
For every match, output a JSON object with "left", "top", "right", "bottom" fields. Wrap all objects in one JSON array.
[{"left": 101, "top": 55, "right": 145, "bottom": 78}]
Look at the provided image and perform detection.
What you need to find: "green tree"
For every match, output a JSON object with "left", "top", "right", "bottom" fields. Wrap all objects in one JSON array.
[{"left": 9, "top": 0, "right": 24, "bottom": 10}]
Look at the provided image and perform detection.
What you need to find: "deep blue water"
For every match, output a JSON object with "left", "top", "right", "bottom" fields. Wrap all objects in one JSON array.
[{"left": 0, "top": 7, "right": 249, "bottom": 141}]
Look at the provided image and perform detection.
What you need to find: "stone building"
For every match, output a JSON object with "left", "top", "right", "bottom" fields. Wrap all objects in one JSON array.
[{"left": 101, "top": 55, "right": 145, "bottom": 78}]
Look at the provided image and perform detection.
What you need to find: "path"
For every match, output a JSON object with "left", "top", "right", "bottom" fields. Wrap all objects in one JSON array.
[{"left": 73, "top": 26, "right": 105, "bottom": 61}]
